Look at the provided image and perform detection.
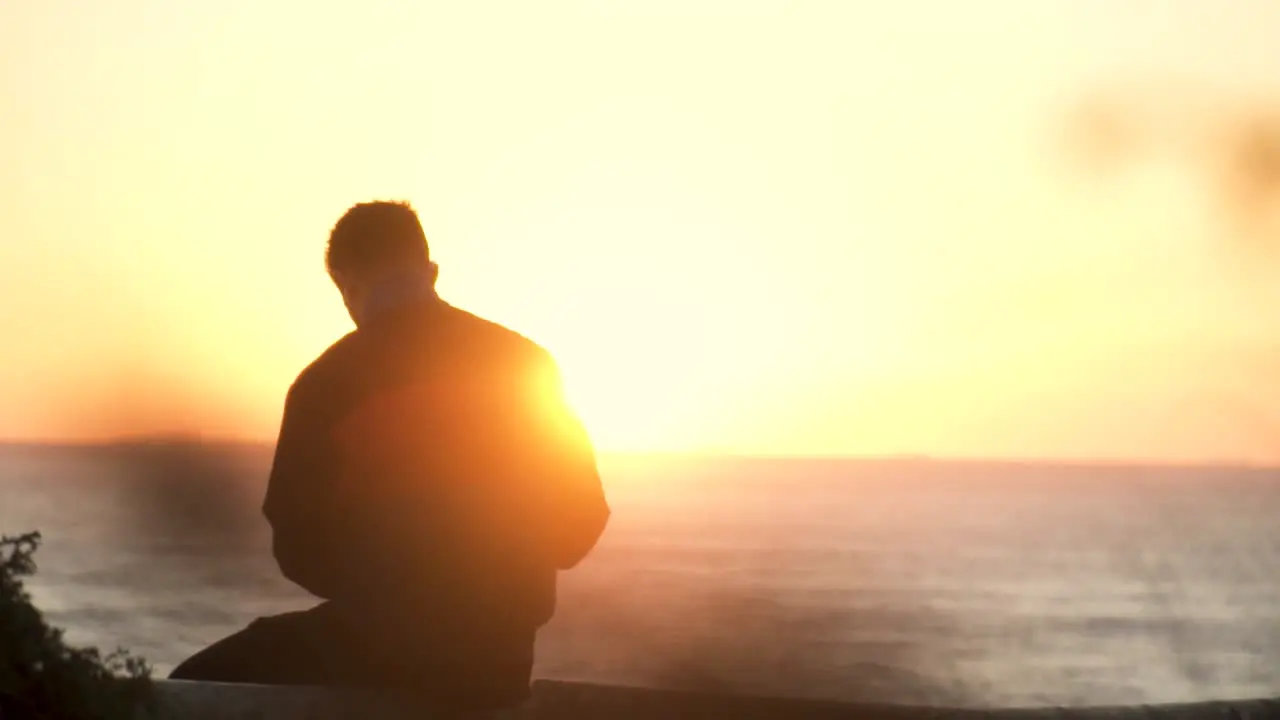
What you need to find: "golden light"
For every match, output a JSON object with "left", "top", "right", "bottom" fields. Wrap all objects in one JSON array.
[{"left": 5, "top": 1, "right": 1280, "bottom": 461}]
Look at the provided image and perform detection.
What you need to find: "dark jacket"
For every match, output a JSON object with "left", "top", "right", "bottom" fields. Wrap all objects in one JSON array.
[{"left": 260, "top": 298, "right": 609, "bottom": 696}]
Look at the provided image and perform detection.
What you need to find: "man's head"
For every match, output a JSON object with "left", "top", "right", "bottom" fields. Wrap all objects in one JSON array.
[{"left": 326, "top": 200, "right": 439, "bottom": 324}]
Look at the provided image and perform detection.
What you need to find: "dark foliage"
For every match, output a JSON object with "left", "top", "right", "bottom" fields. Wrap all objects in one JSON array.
[{"left": 0, "top": 532, "right": 152, "bottom": 720}]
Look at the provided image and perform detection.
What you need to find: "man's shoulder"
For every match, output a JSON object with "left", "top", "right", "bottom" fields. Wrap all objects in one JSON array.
[
  {"left": 443, "top": 304, "right": 556, "bottom": 369},
  {"left": 288, "top": 330, "right": 361, "bottom": 397},
  {"left": 285, "top": 304, "right": 557, "bottom": 401}
]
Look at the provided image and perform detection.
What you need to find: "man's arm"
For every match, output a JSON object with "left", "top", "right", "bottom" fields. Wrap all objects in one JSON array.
[
  {"left": 262, "top": 377, "right": 345, "bottom": 599},
  {"left": 527, "top": 355, "right": 610, "bottom": 570}
]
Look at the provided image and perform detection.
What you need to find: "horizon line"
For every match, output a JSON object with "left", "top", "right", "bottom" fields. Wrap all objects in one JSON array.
[{"left": 0, "top": 436, "right": 1275, "bottom": 472}]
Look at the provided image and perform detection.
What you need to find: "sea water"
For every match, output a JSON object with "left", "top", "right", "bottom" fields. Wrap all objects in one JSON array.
[{"left": 1, "top": 443, "right": 1277, "bottom": 707}]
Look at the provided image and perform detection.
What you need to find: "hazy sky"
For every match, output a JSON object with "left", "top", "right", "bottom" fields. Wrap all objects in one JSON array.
[{"left": 3, "top": 1, "right": 1280, "bottom": 460}]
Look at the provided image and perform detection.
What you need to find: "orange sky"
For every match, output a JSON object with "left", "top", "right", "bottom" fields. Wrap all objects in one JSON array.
[{"left": 3, "top": 1, "right": 1280, "bottom": 461}]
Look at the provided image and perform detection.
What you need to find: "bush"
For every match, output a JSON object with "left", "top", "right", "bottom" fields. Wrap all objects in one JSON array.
[{"left": 1, "top": 532, "right": 152, "bottom": 720}]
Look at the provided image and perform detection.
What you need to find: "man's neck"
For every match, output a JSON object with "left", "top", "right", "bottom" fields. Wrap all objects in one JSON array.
[{"left": 356, "top": 270, "right": 438, "bottom": 327}]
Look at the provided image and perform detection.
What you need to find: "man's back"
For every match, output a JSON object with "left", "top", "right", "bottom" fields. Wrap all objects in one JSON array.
[{"left": 261, "top": 299, "right": 609, "bottom": 703}]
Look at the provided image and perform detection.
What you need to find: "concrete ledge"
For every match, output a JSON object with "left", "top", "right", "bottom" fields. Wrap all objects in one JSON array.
[
  {"left": 138, "top": 681, "right": 418, "bottom": 720},
  {"left": 140, "top": 679, "right": 1280, "bottom": 720}
]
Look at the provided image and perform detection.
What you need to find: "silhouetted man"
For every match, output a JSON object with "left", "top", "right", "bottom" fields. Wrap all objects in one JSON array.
[{"left": 171, "top": 201, "right": 610, "bottom": 717}]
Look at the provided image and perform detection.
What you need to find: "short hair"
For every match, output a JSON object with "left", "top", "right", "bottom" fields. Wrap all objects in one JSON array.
[{"left": 325, "top": 200, "right": 430, "bottom": 280}]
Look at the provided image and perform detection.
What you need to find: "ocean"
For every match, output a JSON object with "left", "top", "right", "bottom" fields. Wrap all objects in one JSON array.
[{"left": 1, "top": 442, "right": 1277, "bottom": 708}]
